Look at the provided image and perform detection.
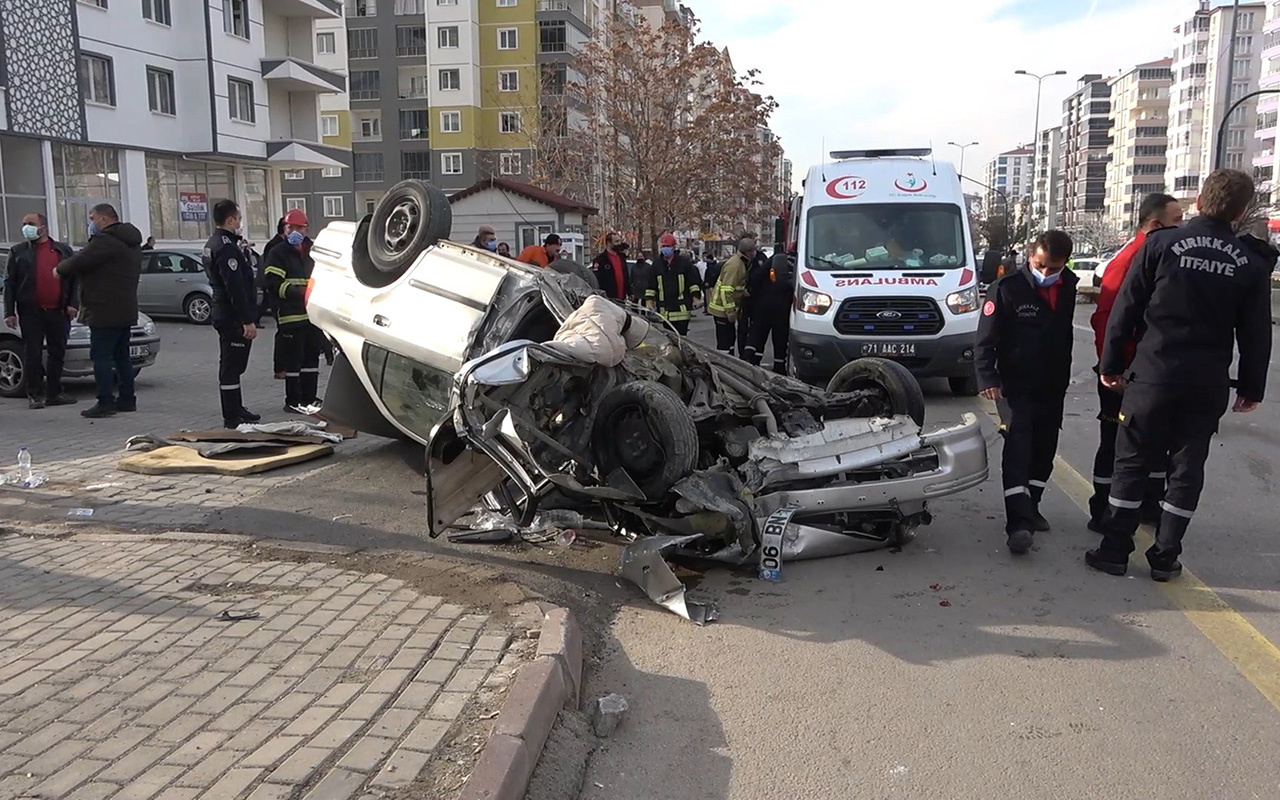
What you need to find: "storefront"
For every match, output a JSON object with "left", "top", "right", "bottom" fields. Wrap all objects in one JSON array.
[{"left": 0, "top": 135, "right": 51, "bottom": 243}]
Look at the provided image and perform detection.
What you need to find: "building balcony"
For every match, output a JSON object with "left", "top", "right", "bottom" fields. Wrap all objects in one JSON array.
[
  {"left": 1253, "top": 149, "right": 1274, "bottom": 168},
  {"left": 262, "top": 58, "right": 346, "bottom": 93},
  {"left": 1260, "top": 93, "right": 1280, "bottom": 112},
  {"left": 1260, "top": 70, "right": 1280, "bottom": 89},
  {"left": 1259, "top": 125, "right": 1278, "bottom": 142},
  {"left": 264, "top": 0, "right": 341, "bottom": 18},
  {"left": 537, "top": 0, "right": 590, "bottom": 32},
  {"left": 267, "top": 140, "right": 348, "bottom": 169},
  {"left": 1264, "top": 42, "right": 1280, "bottom": 61}
]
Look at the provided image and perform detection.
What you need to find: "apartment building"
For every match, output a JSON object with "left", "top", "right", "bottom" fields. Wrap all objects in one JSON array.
[
  {"left": 982, "top": 145, "right": 1033, "bottom": 222},
  {"left": 1059, "top": 74, "right": 1112, "bottom": 231},
  {"left": 1104, "top": 58, "right": 1173, "bottom": 230},
  {"left": 0, "top": 0, "right": 347, "bottom": 246},
  {"left": 1033, "top": 126, "right": 1062, "bottom": 229},
  {"left": 632, "top": 0, "right": 694, "bottom": 29},
  {"left": 1255, "top": 0, "right": 1280, "bottom": 202}
]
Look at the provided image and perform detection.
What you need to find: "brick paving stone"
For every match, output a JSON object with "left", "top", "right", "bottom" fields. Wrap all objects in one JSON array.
[
  {"left": 167, "top": 731, "right": 229, "bottom": 767},
  {"left": 204, "top": 702, "right": 268, "bottom": 732},
  {"left": 174, "top": 749, "right": 240, "bottom": 788},
  {"left": 311, "top": 718, "right": 364, "bottom": 750},
  {"left": 20, "top": 736, "right": 95, "bottom": 775},
  {"left": 114, "top": 764, "right": 186, "bottom": 800},
  {"left": 95, "top": 744, "right": 170, "bottom": 783},
  {"left": 400, "top": 718, "right": 451, "bottom": 753},
  {"left": 368, "top": 707, "right": 419, "bottom": 740},
  {"left": 335, "top": 736, "right": 397, "bottom": 773},
  {"left": 303, "top": 767, "right": 366, "bottom": 800},
  {"left": 222, "top": 718, "right": 287, "bottom": 752},
  {"left": 426, "top": 692, "right": 471, "bottom": 723},
  {"left": 32, "top": 761, "right": 108, "bottom": 798},
  {"left": 416, "top": 658, "right": 461, "bottom": 685},
  {"left": 242, "top": 735, "right": 305, "bottom": 769},
  {"left": 198, "top": 767, "right": 262, "bottom": 800},
  {"left": 338, "top": 692, "right": 392, "bottom": 722},
  {"left": 281, "top": 705, "right": 341, "bottom": 738},
  {"left": 266, "top": 745, "right": 331, "bottom": 784},
  {"left": 316, "top": 682, "right": 363, "bottom": 708},
  {"left": 246, "top": 784, "right": 294, "bottom": 800},
  {"left": 391, "top": 681, "right": 441, "bottom": 711},
  {"left": 444, "top": 667, "right": 491, "bottom": 694},
  {"left": 66, "top": 782, "right": 122, "bottom": 800},
  {"left": 10, "top": 720, "right": 80, "bottom": 757},
  {"left": 371, "top": 748, "right": 433, "bottom": 789},
  {"left": 154, "top": 788, "right": 201, "bottom": 800},
  {"left": 365, "top": 669, "right": 412, "bottom": 696}
]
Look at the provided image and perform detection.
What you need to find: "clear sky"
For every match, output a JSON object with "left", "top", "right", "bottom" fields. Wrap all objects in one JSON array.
[{"left": 691, "top": 0, "right": 1214, "bottom": 188}]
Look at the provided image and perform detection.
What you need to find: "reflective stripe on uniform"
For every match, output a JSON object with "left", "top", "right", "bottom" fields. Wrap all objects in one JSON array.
[
  {"left": 300, "top": 368, "right": 320, "bottom": 374},
  {"left": 1160, "top": 500, "right": 1194, "bottom": 518},
  {"left": 278, "top": 313, "right": 309, "bottom": 324},
  {"left": 1093, "top": 476, "right": 1113, "bottom": 485},
  {"left": 284, "top": 372, "right": 301, "bottom": 377},
  {"left": 1149, "top": 472, "right": 1168, "bottom": 479},
  {"left": 219, "top": 384, "right": 240, "bottom": 390},
  {"left": 1029, "top": 480, "right": 1047, "bottom": 489},
  {"left": 1004, "top": 487, "right": 1028, "bottom": 497},
  {"left": 263, "top": 266, "right": 287, "bottom": 279},
  {"left": 1108, "top": 496, "right": 1142, "bottom": 509},
  {"left": 278, "top": 277, "right": 307, "bottom": 299}
]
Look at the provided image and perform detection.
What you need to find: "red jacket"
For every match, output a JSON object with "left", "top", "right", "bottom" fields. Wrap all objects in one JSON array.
[{"left": 1089, "top": 231, "right": 1144, "bottom": 365}]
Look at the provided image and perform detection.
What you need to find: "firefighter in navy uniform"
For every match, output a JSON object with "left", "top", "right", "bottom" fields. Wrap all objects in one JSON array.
[
  {"left": 263, "top": 208, "right": 324, "bottom": 413},
  {"left": 202, "top": 199, "right": 261, "bottom": 428},
  {"left": 1087, "top": 169, "right": 1274, "bottom": 581},
  {"left": 644, "top": 233, "right": 703, "bottom": 335},
  {"left": 975, "top": 230, "right": 1078, "bottom": 555}
]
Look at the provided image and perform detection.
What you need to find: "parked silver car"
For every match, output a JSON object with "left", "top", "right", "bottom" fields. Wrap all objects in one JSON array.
[
  {"left": 0, "top": 312, "right": 161, "bottom": 398},
  {"left": 138, "top": 249, "right": 215, "bottom": 324}
]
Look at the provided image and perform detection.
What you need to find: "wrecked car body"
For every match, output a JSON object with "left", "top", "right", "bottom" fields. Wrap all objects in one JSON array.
[{"left": 307, "top": 181, "right": 989, "bottom": 623}]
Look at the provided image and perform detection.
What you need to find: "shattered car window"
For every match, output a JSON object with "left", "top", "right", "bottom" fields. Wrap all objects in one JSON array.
[{"left": 363, "top": 343, "right": 453, "bottom": 438}]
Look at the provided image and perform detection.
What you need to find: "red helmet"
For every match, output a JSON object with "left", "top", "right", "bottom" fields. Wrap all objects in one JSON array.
[{"left": 283, "top": 208, "right": 309, "bottom": 227}]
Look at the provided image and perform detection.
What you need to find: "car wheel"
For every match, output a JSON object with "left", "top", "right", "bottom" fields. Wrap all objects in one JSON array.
[
  {"left": 949, "top": 374, "right": 979, "bottom": 397},
  {"left": 826, "top": 357, "right": 926, "bottom": 426},
  {"left": 356, "top": 180, "right": 452, "bottom": 287},
  {"left": 591, "top": 380, "right": 698, "bottom": 501},
  {"left": 184, "top": 293, "right": 212, "bottom": 325},
  {"left": 0, "top": 339, "right": 25, "bottom": 398}
]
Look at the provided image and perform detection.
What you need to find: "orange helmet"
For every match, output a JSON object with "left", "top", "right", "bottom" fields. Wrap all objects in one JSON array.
[{"left": 283, "top": 208, "right": 309, "bottom": 227}]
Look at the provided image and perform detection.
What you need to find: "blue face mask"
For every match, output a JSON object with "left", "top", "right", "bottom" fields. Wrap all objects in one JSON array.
[
  {"left": 21, "top": 225, "right": 39, "bottom": 241},
  {"left": 1031, "top": 268, "right": 1061, "bottom": 287},
  {"left": 660, "top": 246, "right": 674, "bottom": 259},
  {"left": 484, "top": 240, "right": 498, "bottom": 251},
  {"left": 87, "top": 220, "right": 99, "bottom": 237},
  {"left": 286, "top": 231, "right": 305, "bottom": 247}
]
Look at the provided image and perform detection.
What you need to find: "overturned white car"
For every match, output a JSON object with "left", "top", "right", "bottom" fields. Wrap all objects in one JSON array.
[{"left": 307, "top": 181, "right": 989, "bottom": 622}]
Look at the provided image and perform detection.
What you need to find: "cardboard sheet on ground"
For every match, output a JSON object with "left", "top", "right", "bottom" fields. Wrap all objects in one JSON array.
[
  {"left": 117, "top": 444, "right": 333, "bottom": 476},
  {"left": 165, "top": 430, "right": 331, "bottom": 446}
]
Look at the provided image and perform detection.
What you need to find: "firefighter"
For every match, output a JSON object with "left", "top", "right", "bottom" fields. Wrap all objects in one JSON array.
[
  {"left": 708, "top": 237, "right": 752, "bottom": 355},
  {"left": 975, "top": 230, "right": 1078, "bottom": 555},
  {"left": 1086, "top": 192, "right": 1183, "bottom": 530},
  {"left": 745, "top": 244, "right": 796, "bottom": 373},
  {"left": 263, "top": 208, "right": 325, "bottom": 414},
  {"left": 202, "top": 199, "right": 261, "bottom": 428},
  {"left": 1087, "top": 169, "right": 1274, "bottom": 581},
  {"left": 643, "top": 233, "right": 702, "bottom": 335}
]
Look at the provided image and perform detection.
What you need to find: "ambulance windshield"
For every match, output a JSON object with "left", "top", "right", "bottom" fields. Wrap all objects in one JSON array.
[{"left": 806, "top": 203, "right": 967, "bottom": 271}]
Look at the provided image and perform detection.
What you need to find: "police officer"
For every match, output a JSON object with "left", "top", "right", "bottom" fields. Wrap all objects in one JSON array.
[
  {"left": 263, "top": 208, "right": 324, "bottom": 413},
  {"left": 1087, "top": 169, "right": 1274, "bottom": 581},
  {"left": 745, "top": 245, "right": 795, "bottom": 374},
  {"left": 203, "top": 199, "right": 260, "bottom": 428},
  {"left": 644, "top": 234, "right": 703, "bottom": 335},
  {"left": 975, "top": 230, "right": 1078, "bottom": 555}
]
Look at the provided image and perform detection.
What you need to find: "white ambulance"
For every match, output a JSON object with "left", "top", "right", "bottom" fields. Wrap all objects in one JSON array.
[{"left": 784, "top": 148, "right": 981, "bottom": 395}]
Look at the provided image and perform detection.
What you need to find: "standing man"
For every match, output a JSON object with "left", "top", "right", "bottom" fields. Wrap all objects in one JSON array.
[
  {"left": 708, "top": 237, "right": 751, "bottom": 356},
  {"left": 975, "top": 230, "right": 1078, "bottom": 555},
  {"left": 497, "top": 242, "right": 512, "bottom": 258},
  {"left": 203, "top": 199, "right": 261, "bottom": 428},
  {"left": 1086, "top": 192, "right": 1183, "bottom": 530},
  {"left": 263, "top": 209, "right": 324, "bottom": 414},
  {"left": 55, "top": 203, "right": 143, "bottom": 419},
  {"left": 629, "top": 250, "right": 653, "bottom": 304},
  {"left": 471, "top": 224, "right": 498, "bottom": 252},
  {"left": 644, "top": 233, "right": 702, "bottom": 335},
  {"left": 745, "top": 245, "right": 796, "bottom": 374},
  {"left": 516, "top": 234, "right": 561, "bottom": 268},
  {"left": 702, "top": 253, "right": 722, "bottom": 315},
  {"left": 1087, "top": 170, "right": 1273, "bottom": 581},
  {"left": 3, "top": 213, "right": 78, "bottom": 408},
  {"left": 142, "top": 236, "right": 155, "bottom": 251},
  {"left": 591, "top": 232, "right": 630, "bottom": 300}
]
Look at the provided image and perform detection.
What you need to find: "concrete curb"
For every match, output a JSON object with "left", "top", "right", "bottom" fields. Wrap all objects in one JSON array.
[{"left": 459, "top": 607, "right": 583, "bottom": 800}]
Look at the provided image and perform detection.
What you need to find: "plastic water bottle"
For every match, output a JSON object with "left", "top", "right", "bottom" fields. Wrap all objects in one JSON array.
[{"left": 17, "top": 447, "right": 31, "bottom": 485}]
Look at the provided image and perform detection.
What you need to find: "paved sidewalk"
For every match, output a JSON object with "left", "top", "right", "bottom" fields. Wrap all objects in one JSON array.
[{"left": 0, "top": 532, "right": 531, "bottom": 800}]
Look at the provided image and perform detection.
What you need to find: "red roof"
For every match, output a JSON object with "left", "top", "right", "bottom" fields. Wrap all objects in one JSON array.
[{"left": 448, "top": 177, "right": 598, "bottom": 215}]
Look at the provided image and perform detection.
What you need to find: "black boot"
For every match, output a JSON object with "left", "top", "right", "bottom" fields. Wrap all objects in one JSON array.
[
  {"left": 1147, "top": 510, "right": 1190, "bottom": 581},
  {"left": 1005, "top": 489, "right": 1036, "bottom": 555},
  {"left": 1028, "top": 484, "right": 1050, "bottom": 532},
  {"left": 1086, "top": 505, "right": 1139, "bottom": 576},
  {"left": 239, "top": 407, "right": 261, "bottom": 423},
  {"left": 81, "top": 402, "right": 117, "bottom": 418},
  {"left": 1087, "top": 482, "right": 1111, "bottom": 533}
]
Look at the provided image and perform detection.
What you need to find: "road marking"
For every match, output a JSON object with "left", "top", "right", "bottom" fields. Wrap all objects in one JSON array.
[{"left": 977, "top": 397, "right": 1280, "bottom": 713}]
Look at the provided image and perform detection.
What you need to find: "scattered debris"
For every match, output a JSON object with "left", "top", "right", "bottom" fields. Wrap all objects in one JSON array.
[
  {"left": 82, "top": 482, "right": 120, "bottom": 491},
  {"left": 67, "top": 508, "right": 94, "bottom": 517},
  {"left": 332, "top": 514, "right": 353, "bottom": 522},
  {"left": 939, "top": 600, "right": 952, "bottom": 608},
  {"left": 592, "top": 693, "right": 629, "bottom": 737},
  {"left": 930, "top": 583, "right": 941, "bottom": 591},
  {"left": 217, "top": 609, "right": 261, "bottom": 622},
  {"left": 875, "top": 565, "right": 885, "bottom": 571},
  {"left": 0, "top": 471, "right": 47, "bottom": 488}
]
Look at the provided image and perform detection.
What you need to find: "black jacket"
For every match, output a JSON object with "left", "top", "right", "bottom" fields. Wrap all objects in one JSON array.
[
  {"left": 4, "top": 238, "right": 77, "bottom": 317},
  {"left": 976, "top": 265, "right": 1079, "bottom": 397},
  {"left": 55, "top": 222, "right": 143, "bottom": 328},
  {"left": 1102, "top": 216, "right": 1274, "bottom": 401},
  {"left": 203, "top": 228, "right": 257, "bottom": 328},
  {"left": 644, "top": 253, "right": 703, "bottom": 321},
  {"left": 703, "top": 259, "right": 722, "bottom": 293},
  {"left": 263, "top": 239, "right": 315, "bottom": 325},
  {"left": 590, "top": 249, "right": 629, "bottom": 300},
  {"left": 747, "top": 252, "right": 795, "bottom": 313}
]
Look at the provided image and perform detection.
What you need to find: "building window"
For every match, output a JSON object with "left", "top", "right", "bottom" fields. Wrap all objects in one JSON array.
[
  {"left": 401, "top": 110, "right": 429, "bottom": 139},
  {"left": 395, "top": 0, "right": 425, "bottom": 11},
  {"left": 1225, "top": 152, "right": 1244, "bottom": 169},
  {"left": 321, "top": 115, "right": 339, "bottom": 137},
  {"left": 224, "top": 0, "right": 249, "bottom": 38},
  {"left": 497, "top": 0, "right": 516, "bottom": 5},
  {"left": 498, "top": 28, "right": 518, "bottom": 50},
  {"left": 80, "top": 0, "right": 108, "bottom": 7},
  {"left": 437, "top": 25, "right": 459, "bottom": 49},
  {"left": 345, "top": 0, "right": 377, "bottom": 16},
  {"left": 1234, "top": 59, "right": 1250, "bottom": 78},
  {"left": 348, "top": 28, "right": 378, "bottom": 59},
  {"left": 146, "top": 67, "right": 175, "bottom": 115},
  {"left": 143, "top": 0, "right": 171, "bottom": 25},
  {"left": 401, "top": 68, "right": 429, "bottom": 98},
  {"left": 317, "top": 32, "right": 336, "bottom": 54},
  {"left": 499, "top": 70, "right": 519, "bottom": 92},
  {"left": 500, "top": 112, "right": 521, "bottom": 134},
  {"left": 500, "top": 153, "right": 521, "bottom": 175},
  {"left": 228, "top": 78, "right": 255, "bottom": 122},
  {"left": 403, "top": 151, "right": 432, "bottom": 179},
  {"left": 439, "top": 68, "right": 460, "bottom": 91},
  {"left": 365, "top": 199, "right": 377, "bottom": 214},
  {"left": 539, "top": 21, "right": 566, "bottom": 53},
  {"left": 80, "top": 54, "right": 115, "bottom": 106},
  {"left": 324, "top": 196, "right": 344, "bottom": 218},
  {"left": 283, "top": 171, "right": 305, "bottom": 181},
  {"left": 353, "top": 152, "right": 385, "bottom": 183},
  {"left": 397, "top": 25, "right": 427, "bottom": 55},
  {"left": 286, "top": 198, "right": 307, "bottom": 212},
  {"left": 350, "top": 70, "right": 380, "bottom": 100},
  {"left": 143, "top": 153, "right": 237, "bottom": 243},
  {"left": 358, "top": 115, "right": 381, "bottom": 139},
  {"left": 440, "top": 110, "right": 461, "bottom": 132},
  {"left": 1240, "top": 11, "right": 1256, "bottom": 30},
  {"left": 322, "top": 166, "right": 343, "bottom": 178},
  {"left": 441, "top": 152, "right": 463, "bottom": 175}
]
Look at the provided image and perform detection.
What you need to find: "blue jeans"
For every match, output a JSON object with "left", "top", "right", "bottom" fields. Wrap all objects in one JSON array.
[{"left": 89, "top": 326, "right": 134, "bottom": 405}]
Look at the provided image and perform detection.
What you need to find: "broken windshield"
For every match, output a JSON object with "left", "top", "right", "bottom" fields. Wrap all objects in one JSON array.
[{"left": 806, "top": 203, "right": 967, "bottom": 271}]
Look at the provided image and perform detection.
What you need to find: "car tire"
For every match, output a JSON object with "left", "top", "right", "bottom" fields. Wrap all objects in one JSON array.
[
  {"left": 591, "top": 380, "right": 698, "bottom": 501},
  {"left": 0, "top": 339, "right": 25, "bottom": 398},
  {"left": 949, "top": 374, "right": 979, "bottom": 397},
  {"left": 184, "top": 293, "right": 212, "bottom": 325},
  {"left": 826, "top": 357, "right": 926, "bottom": 426},
  {"left": 356, "top": 180, "right": 452, "bottom": 287}
]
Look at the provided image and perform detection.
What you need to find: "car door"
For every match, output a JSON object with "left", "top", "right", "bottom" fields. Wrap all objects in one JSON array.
[{"left": 136, "top": 253, "right": 163, "bottom": 313}]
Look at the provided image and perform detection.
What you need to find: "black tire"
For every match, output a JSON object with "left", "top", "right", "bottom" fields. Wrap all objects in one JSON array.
[
  {"left": 0, "top": 338, "right": 25, "bottom": 398},
  {"left": 359, "top": 180, "right": 452, "bottom": 287},
  {"left": 184, "top": 293, "right": 212, "bottom": 325},
  {"left": 826, "top": 357, "right": 926, "bottom": 427},
  {"left": 949, "top": 374, "right": 979, "bottom": 397},
  {"left": 591, "top": 381, "right": 698, "bottom": 501}
]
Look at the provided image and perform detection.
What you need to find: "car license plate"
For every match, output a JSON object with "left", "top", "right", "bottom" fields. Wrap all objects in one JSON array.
[
  {"left": 861, "top": 342, "right": 916, "bottom": 358},
  {"left": 129, "top": 345, "right": 149, "bottom": 358}
]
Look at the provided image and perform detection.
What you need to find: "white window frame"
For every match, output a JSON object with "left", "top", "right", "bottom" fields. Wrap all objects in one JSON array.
[
  {"left": 80, "top": 54, "right": 115, "bottom": 107},
  {"left": 79, "top": 0, "right": 108, "bottom": 8},
  {"left": 322, "top": 166, "right": 343, "bottom": 178},
  {"left": 317, "top": 32, "right": 336, "bottom": 54},
  {"left": 497, "top": 0, "right": 517, "bottom": 6},
  {"left": 439, "top": 68, "right": 461, "bottom": 91},
  {"left": 441, "top": 152, "right": 463, "bottom": 175},
  {"left": 498, "top": 28, "right": 518, "bottom": 50},
  {"left": 440, "top": 111, "right": 462, "bottom": 133},
  {"left": 146, "top": 67, "right": 175, "bottom": 116},
  {"left": 228, "top": 78, "right": 255, "bottom": 123},
  {"left": 323, "top": 196, "right": 344, "bottom": 218},
  {"left": 438, "top": 26, "right": 459, "bottom": 49},
  {"left": 224, "top": 0, "right": 250, "bottom": 40},
  {"left": 500, "top": 111, "right": 522, "bottom": 134},
  {"left": 395, "top": 0, "right": 426, "bottom": 10},
  {"left": 499, "top": 70, "right": 519, "bottom": 92},
  {"left": 283, "top": 171, "right": 306, "bottom": 181},
  {"left": 500, "top": 152, "right": 521, "bottom": 175},
  {"left": 321, "top": 114, "right": 339, "bottom": 137},
  {"left": 359, "top": 116, "right": 381, "bottom": 139},
  {"left": 285, "top": 198, "right": 307, "bottom": 212},
  {"left": 143, "top": 0, "right": 171, "bottom": 25},
  {"left": 365, "top": 199, "right": 377, "bottom": 214}
]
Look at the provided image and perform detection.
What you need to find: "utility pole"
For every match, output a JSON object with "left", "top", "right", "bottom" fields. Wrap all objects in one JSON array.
[
  {"left": 1216, "top": 0, "right": 1243, "bottom": 170},
  {"left": 947, "top": 141, "right": 979, "bottom": 179},
  {"left": 1015, "top": 69, "right": 1068, "bottom": 246}
]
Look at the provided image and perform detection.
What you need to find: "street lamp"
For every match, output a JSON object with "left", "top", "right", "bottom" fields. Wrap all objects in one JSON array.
[
  {"left": 947, "top": 141, "right": 979, "bottom": 179},
  {"left": 1015, "top": 69, "right": 1068, "bottom": 247}
]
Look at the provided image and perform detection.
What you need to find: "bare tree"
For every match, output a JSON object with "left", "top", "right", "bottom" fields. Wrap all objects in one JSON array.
[{"left": 1071, "top": 212, "right": 1127, "bottom": 255}]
